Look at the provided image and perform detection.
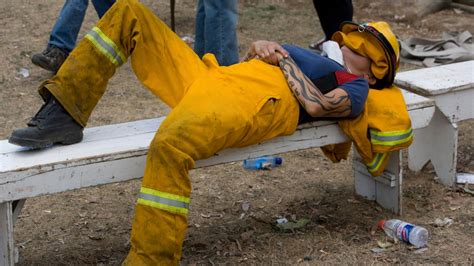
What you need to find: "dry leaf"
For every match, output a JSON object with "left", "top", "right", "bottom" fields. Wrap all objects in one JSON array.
[
  {"left": 276, "top": 218, "right": 310, "bottom": 231},
  {"left": 377, "top": 240, "right": 393, "bottom": 249},
  {"left": 449, "top": 205, "right": 462, "bottom": 211},
  {"left": 413, "top": 247, "right": 428, "bottom": 254},
  {"left": 433, "top": 218, "right": 454, "bottom": 227},
  {"left": 371, "top": 247, "right": 387, "bottom": 253}
]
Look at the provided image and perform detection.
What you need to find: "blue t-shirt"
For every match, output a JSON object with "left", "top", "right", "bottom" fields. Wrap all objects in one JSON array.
[{"left": 282, "top": 44, "right": 369, "bottom": 123}]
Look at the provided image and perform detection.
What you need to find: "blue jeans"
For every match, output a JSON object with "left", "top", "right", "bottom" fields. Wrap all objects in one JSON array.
[
  {"left": 48, "top": 0, "right": 116, "bottom": 54},
  {"left": 194, "top": 0, "right": 239, "bottom": 66}
]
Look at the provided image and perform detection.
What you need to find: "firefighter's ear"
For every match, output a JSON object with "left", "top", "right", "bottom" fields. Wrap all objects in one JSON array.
[{"left": 365, "top": 73, "right": 376, "bottom": 85}]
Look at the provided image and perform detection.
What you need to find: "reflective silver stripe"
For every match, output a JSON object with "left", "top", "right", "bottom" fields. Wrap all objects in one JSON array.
[
  {"left": 370, "top": 129, "right": 413, "bottom": 142},
  {"left": 368, "top": 153, "right": 384, "bottom": 170},
  {"left": 87, "top": 29, "right": 124, "bottom": 66},
  {"left": 138, "top": 192, "right": 189, "bottom": 209}
]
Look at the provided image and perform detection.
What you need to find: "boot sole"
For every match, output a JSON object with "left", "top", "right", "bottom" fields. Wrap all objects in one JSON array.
[{"left": 9, "top": 132, "right": 83, "bottom": 149}]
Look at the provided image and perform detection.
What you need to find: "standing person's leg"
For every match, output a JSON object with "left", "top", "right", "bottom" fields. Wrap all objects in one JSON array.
[
  {"left": 32, "top": 0, "right": 89, "bottom": 72},
  {"left": 194, "top": 0, "right": 205, "bottom": 58},
  {"left": 313, "top": 0, "right": 353, "bottom": 39},
  {"left": 91, "top": 0, "right": 116, "bottom": 18},
  {"left": 49, "top": 0, "right": 89, "bottom": 54},
  {"left": 195, "top": 0, "right": 239, "bottom": 66}
]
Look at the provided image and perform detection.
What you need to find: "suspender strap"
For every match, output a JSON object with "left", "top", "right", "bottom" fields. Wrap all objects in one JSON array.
[
  {"left": 314, "top": 72, "right": 338, "bottom": 94},
  {"left": 314, "top": 70, "right": 359, "bottom": 94}
]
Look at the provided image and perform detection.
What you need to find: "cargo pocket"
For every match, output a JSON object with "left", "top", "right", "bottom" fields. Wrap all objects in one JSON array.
[
  {"left": 255, "top": 96, "right": 281, "bottom": 115},
  {"left": 244, "top": 96, "right": 284, "bottom": 145}
]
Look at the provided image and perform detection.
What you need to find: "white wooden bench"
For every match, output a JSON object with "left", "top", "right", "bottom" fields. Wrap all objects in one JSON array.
[
  {"left": 395, "top": 60, "right": 474, "bottom": 186},
  {"left": 0, "top": 90, "right": 434, "bottom": 265}
]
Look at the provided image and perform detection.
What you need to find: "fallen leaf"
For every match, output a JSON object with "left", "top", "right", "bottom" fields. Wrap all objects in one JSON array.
[
  {"left": 200, "top": 213, "right": 223, "bottom": 218},
  {"left": 413, "top": 247, "right": 428, "bottom": 254},
  {"left": 462, "top": 186, "right": 474, "bottom": 196},
  {"left": 432, "top": 218, "right": 454, "bottom": 227},
  {"left": 276, "top": 218, "right": 310, "bottom": 231},
  {"left": 377, "top": 240, "right": 393, "bottom": 249},
  {"left": 88, "top": 235, "right": 103, "bottom": 240},
  {"left": 347, "top": 198, "right": 360, "bottom": 203},
  {"left": 371, "top": 247, "right": 387, "bottom": 253},
  {"left": 449, "top": 205, "right": 462, "bottom": 211}
]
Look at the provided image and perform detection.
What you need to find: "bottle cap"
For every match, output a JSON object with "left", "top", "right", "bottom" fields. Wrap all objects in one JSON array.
[
  {"left": 275, "top": 157, "right": 283, "bottom": 165},
  {"left": 377, "top": 220, "right": 385, "bottom": 229}
]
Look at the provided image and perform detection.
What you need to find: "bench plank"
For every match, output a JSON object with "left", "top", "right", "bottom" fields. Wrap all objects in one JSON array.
[{"left": 395, "top": 61, "right": 474, "bottom": 96}]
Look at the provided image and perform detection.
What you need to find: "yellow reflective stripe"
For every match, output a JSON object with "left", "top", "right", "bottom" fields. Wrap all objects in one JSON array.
[
  {"left": 137, "top": 198, "right": 188, "bottom": 215},
  {"left": 91, "top": 27, "right": 126, "bottom": 62},
  {"left": 370, "top": 128, "right": 413, "bottom": 146},
  {"left": 367, "top": 152, "right": 387, "bottom": 173},
  {"left": 370, "top": 128, "right": 412, "bottom": 137},
  {"left": 85, "top": 26, "right": 125, "bottom": 66},
  {"left": 140, "top": 187, "right": 190, "bottom": 203},
  {"left": 85, "top": 34, "right": 120, "bottom": 66},
  {"left": 137, "top": 187, "right": 190, "bottom": 215}
]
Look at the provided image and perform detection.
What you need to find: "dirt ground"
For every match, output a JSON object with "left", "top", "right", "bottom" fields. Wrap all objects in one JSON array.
[{"left": 1, "top": 0, "right": 473, "bottom": 264}]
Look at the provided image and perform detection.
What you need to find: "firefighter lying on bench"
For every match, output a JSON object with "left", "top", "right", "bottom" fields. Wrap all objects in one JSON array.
[{"left": 9, "top": 0, "right": 411, "bottom": 264}]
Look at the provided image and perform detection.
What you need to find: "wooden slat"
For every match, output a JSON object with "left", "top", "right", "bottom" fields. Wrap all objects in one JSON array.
[{"left": 395, "top": 60, "right": 474, "bottom": 96}]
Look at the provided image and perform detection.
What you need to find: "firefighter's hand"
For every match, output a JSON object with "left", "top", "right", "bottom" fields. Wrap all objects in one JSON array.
[{"left": 241, "top": 40, "right": 289, "bottom": 65}]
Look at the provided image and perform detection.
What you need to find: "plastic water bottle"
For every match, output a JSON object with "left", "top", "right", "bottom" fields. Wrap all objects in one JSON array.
[
  {"left": 378, "top": 219, "right": 429, "bottom": 248},
  {"left": 243, "top": 156, "right": 283, "bottom": 170}
]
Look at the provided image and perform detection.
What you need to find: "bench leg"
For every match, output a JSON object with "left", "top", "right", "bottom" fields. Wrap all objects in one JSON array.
[
  {"left": 408, "top": 108, "right": 458, "bottom": 186},
  {"left": 0, "top": 200, "right": 24, "bottom": 266},
  {"left": 353, "top": 151, "right": 402, "bottom": 215},
  {"left": 0, "top": 202, "right": 14, "bottom": 266}
]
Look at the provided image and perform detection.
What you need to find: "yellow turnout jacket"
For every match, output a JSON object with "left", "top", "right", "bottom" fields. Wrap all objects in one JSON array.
[{"left": 322, "top": 85, "right": 413, "bottom": 176}]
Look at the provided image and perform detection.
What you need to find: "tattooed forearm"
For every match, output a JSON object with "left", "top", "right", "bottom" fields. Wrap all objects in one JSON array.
[{"left": 279, "top": 56, "right": 352, "bottom": 118}]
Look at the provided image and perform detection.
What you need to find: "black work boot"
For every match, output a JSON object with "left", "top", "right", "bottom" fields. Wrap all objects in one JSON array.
[
  {"left": 31, "top": 46, "right": 68, "bottom": 72},
  {"left": 9, "top": 95, "right": 84, "bottom": 149}
]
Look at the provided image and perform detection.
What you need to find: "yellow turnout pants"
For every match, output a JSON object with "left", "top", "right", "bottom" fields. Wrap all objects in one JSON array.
[{"left": 40, "top": 0, "right": 300, "bottom": 264}]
